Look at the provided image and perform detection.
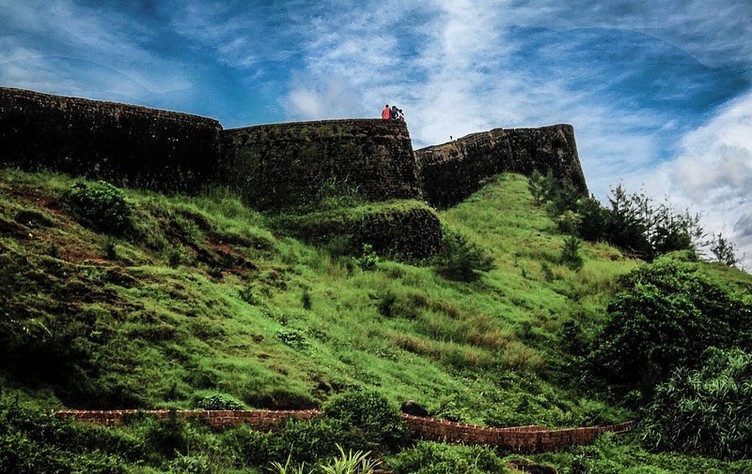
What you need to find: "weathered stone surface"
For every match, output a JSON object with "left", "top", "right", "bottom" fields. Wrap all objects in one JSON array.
[
  {"left": 0, "top": 88, "right": 589, "bottom": 216},
  {"left": 270, "top": 203, "right": 443, "bottom": 259},
  {"left": 415, "top": 125, "right": 588, "bottom": 208},
  {"left": 0, "top": 87, "right": 222, "bottom": 193},
  {"left": 221, "top": 119, "right": 421, "bottom": 211},
  {"left": 401, "top": 400, "right": 430, "bottom": 417}
]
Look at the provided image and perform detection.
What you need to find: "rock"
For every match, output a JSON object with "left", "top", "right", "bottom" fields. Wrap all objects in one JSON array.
[{"left": 400, "top": 400, "right": 429, "bottom": 417}]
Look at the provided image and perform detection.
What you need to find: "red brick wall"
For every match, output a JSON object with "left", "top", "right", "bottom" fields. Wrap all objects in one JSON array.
[{"left": 56, "top": 409, "right": 633, "bottom": 452}]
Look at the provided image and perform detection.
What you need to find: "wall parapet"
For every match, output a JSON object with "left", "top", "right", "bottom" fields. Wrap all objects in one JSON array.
[
  {"left": 221, "top": 119, "right": 421, "bottom": 211},
  {"left": 56, "top": 409, "right": 633, "bottom": 453}
]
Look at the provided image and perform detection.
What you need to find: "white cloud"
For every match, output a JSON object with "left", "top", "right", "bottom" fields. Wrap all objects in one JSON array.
[{"left": 636, "top": 90, "right": 752, "bottom": 269}]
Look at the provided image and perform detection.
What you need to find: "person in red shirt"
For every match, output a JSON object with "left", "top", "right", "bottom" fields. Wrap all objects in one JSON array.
[{"left": 382, "top": 104, "right": 391, "bottom": 121}]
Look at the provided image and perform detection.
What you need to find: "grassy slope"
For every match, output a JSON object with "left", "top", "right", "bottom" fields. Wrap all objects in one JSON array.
[{"left": 2, "top": 168, "right": 752, "bottom": 472}]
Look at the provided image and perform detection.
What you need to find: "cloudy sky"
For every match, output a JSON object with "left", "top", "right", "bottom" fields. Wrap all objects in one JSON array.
[{"left": 2, "top": 0, "right": 751, "bottom": 268}]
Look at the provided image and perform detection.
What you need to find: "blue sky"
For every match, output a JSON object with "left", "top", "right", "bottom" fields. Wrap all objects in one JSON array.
[{"left": 2, "top": 0, "right": 752, "bottom": 268}]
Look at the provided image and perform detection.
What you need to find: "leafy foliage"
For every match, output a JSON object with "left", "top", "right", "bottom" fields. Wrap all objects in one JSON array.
[
  {"left": 709, "top": 232, "right": 740, "bottom": 267},
  {"left": 642, "top": 347, "right": 752, "bottom": 460},
  {"left": 589, "top": 260, "right": 752, "bottom": 397},
  {"left": 0, "top": 394, "right": 140, "bottom": 473},
  {"left": 354, "top": 243, "right": 379, "bottom": 270},
  {"left": 530, "top": 173, "right": 706, "bottom": 261},
  {"left": 387, "top": 442, "right": 506, "bottom": 474},
  {"left": 433, "top": 228, "right": 494, "bottom": 281},
  {"left": 195, "top": 393, "right": 245, "bottom": 410},
  {"left": 323, "top": 390, "right": 407, "bottom": 453},
  {"left": 66, "top": 180, "right": 131, "bottom": 234}
]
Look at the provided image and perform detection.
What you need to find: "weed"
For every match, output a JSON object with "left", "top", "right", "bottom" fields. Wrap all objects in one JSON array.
[
  {"left": 301, "top": 289, "right": 313, "bottom": 310},
  {"left": 195, "top": 393, "right": 245, "bottom": 410},
  {"left": 66, "top": 180, "right": 131, "bottom": 234},
  {"left": 355, "top": 243, "right": 379, "bottom": 271},
  {"left": 276, "top": 329, "right": 310, "bottom": 350}
]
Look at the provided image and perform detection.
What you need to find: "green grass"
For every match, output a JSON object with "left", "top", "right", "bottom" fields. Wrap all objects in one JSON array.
[{"left": 2, "top": 167, "right": 752, "bottom": 472}]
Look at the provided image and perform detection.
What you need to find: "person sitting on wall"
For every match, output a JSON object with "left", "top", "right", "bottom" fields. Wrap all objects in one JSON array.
[
  {"left": 382, "top": 104, "right": 391, "bottom": 121},
  {"left": 397, "top": 108, "right": 405, "bottom": 120},
  {"left": 390, "top": 105, "right": 399, "bottom": 120}
]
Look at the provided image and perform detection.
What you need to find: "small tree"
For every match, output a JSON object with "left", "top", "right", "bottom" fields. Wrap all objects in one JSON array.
[{"left": 709, "top": 232, "right": 739, "bottom": 267}]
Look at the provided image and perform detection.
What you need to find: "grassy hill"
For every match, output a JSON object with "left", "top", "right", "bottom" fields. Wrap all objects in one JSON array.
[{"left": 1, "top": 167, "right": 751, "bottom": 473}]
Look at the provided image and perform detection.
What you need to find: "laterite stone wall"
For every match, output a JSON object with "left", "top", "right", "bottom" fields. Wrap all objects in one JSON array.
[
  {"left": 221, "top": 119, "right": 421, "bottom": 211},
  {"left": 416, "top": 125, "right": 588, "bottom": 208},
  {"left": 0, "top": 87, "right": 222, "bottom": 193}
]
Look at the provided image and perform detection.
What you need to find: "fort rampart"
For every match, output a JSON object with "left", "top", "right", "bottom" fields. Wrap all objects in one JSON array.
[
  {"left": 416, "top": 125, "right": 587, "bottom": 207},
  {"left": 0, "top": 87, "right": 587, "bottom": 210},
  {"left": 222, "top": 119, "right": 420, "bottom": 210},
  {"left": 0, "top": 87, "right": 222, "bottom": 193}
]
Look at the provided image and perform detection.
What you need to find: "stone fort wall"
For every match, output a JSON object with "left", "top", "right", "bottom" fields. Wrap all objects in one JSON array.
[
  {"left": 0, "top": 87, "right": 222, "bottom": 193},
  {"left": 0, "top": 87, "right": 587, "bottom": 210},
  {"left": 416, "top": 125, "right": 588, "bottom": 208},
  {"left": 222, "top": 119, "right": 420, "bottom": 210}
]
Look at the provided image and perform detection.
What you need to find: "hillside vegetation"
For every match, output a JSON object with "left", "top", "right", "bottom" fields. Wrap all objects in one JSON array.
[{"left": 1, "top": 168, "right": 751, "bottom": 473}]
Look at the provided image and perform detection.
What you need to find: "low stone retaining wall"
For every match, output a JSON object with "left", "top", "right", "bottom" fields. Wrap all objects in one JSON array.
[
  {"left": 401, "top": 414, "right": 635, "bottom": 453},
  {"left": 56, "top": 409, "right": 633, "bottom": 453}
]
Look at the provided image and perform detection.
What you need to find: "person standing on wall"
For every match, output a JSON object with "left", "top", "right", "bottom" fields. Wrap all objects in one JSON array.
[{"left": 382, "top": 105, "right": 391, "bottom": 121}]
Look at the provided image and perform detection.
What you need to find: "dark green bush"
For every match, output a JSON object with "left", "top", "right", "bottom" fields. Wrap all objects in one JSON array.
[
  {"left": 66, "top": 181, "right": 131, "bottom": 234},
  {"left": 225, "top": 417, "right": 345, "bottom": 467},
  {"left": 589, "top": 260, "right": 752, "bottom": 398},
  {"left": 144, "top": 409, "right": 189, "bottom": 459},
  {"left": 195, "top": 393, "right": 245, "bottom": 410},
  {"left": 355, "top": 243, "right": 380, "bottom": 270},
  {"left": 434, "top": 228, "right": 494, "bottom": 282},
  {"left": 323, "top": 390, "right": 407, "bottom": 453},
  {"left": 560, "top": 235, "right": 584, "bottom": 271},
  {"left": 642, "top": 347, "right": 752, "bottom": 460},
  {"left": 0, "top": 394, "right": 140, "bottom": 473},
  {"left": 387, "top": 441, "right": 505, "bottom": 474}
]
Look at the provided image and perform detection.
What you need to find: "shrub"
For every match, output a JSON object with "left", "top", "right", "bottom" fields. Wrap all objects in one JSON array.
[
  {"left": 387, "top": 442, "right": 505, "bottom": 474},
  {"left": 589, "top": 260, "right": 752, "bottom": 398},
  {"left": 323, "top": 390, "right": 407, "bottom": 453},
  {"left": 144, "top": 410, "right": 189, "bottom": 459},
  {"left": 276, "top": 329, "right": 310, "bottom": 350},
  {"left": 642, "top": 348, "right": 752, "bottom": 460},
  {"left": 560, "top": 235, "right": 584, "bottom": 271},
  {"left": 195, "top": 393, "right": 245, "bottom": 410},
  {"left": 66, "top": 180, "right": 131, "bottom": 234},
  {"left": 354, "top": 243, "right": 379, "bottom": 271},
  {"left": 434, "top": 228, "right": 493, "bottom": 282},
  {"left": 0, "top": 394, "right": 140, "bottom": 472}
]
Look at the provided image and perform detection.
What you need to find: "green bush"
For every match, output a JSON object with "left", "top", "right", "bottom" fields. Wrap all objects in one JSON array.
[
  {"left": 66, "top": 180, "right": 131, "bottom": 234},
  {"left": 642, "top": 347, "right": 752, "bottom": 460},
  {"left": 195, "top": 393, "right": 245, "bottom": 410},
  {"left": 323, "top": 390, "right": 407, "bottom": 453},
  {"left": 387, "top": 442, "right": 506, "bottom": 474},
  {"left": 589, "top": 260, "right": 752, "bottom": 398},
  {"left": 227, "top": 418, "right": 346, "bottom": 467},
  {"left": 560, "top": 235, "right": 584, "bottom": 271},
  {"left": 434, "top": 228, "right": 493, "bottom": 282},
  {"left": 0, "top": 394, "right": 140, "bottom": 473},
  {"left": 144, "top": 410, "right": 189, "bottom": 459},
  {"left": 354, "top": 243, "right": 379, "bottom": 271}
]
